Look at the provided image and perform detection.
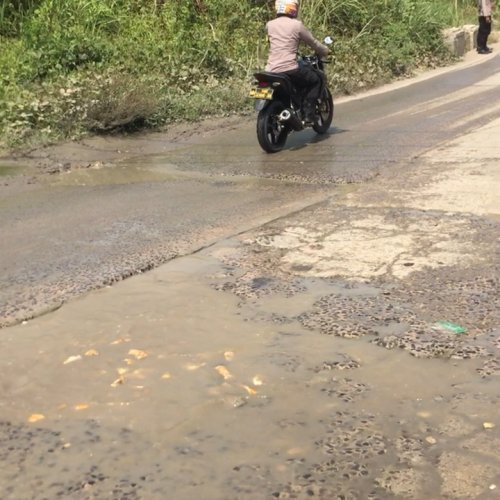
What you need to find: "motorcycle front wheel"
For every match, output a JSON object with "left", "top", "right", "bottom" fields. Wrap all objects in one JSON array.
[
  {"left": 256, "top": 100, "right": 289, "bottom": 153},
  {"left": 312, "top": 88, "right": 334, "bottom": 135}
]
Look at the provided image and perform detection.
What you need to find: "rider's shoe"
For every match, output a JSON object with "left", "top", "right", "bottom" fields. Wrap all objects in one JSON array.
[
  {"left": 303, "top": 101, "right": 316, "bottom": 126},
  {"left": 303, "top": 105, "right": 316, "bottom": 125}
]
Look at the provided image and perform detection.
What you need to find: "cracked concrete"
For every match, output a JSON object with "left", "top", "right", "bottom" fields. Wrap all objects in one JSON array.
[{"left": 244, "top": 116, "right": 499, "bottom": 283}]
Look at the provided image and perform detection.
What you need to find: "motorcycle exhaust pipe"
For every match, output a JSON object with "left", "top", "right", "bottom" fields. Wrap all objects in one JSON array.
[{"left": 278, "top": 109, "right": 303, "bottom": 131}]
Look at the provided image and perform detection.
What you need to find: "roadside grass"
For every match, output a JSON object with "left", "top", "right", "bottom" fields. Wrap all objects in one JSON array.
[{"left": 0, "top": 0, "right": 477, "bottom": 150}]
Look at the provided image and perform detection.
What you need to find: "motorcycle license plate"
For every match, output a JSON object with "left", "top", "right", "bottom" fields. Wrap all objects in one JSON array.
[{"left": 249, "top": 87, "right": 274, "bottom": 100}]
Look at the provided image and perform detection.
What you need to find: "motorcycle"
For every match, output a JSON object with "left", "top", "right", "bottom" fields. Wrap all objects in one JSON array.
[{"left": 249, "top": 37, "right": 334, "bottom": 153}]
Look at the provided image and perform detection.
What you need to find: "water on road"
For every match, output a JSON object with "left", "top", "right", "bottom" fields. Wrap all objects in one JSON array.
[{"left": 1, "top": 50, "right": 499, "bottom": 500}]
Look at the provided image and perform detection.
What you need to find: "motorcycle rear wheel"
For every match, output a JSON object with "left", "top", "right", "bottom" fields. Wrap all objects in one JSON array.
[
  {"left": 312, "top": 88, "right": 334, "bottom": 135},
  {"left": 256, "top": 101, "right": 289, "bottom": 153}
]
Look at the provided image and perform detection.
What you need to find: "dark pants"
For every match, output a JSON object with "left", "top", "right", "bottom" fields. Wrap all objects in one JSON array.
[
  {"left": 477, "top": 16, "right": 492, "bottom": 50},
  {"left": 285, "top": 65, "right": 322, "bottom": 112}
]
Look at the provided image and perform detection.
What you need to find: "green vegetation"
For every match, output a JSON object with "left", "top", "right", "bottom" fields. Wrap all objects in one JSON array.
[{"left": 0, "top": 0, "right": 476, "bottom": 149}]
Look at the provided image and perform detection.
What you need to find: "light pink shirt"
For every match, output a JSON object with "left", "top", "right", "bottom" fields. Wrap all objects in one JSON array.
[
  {"left": 479, "top": 0, "right": 493, "bottom": 16},
  {"left": 265, "top": 16, "right": 330, "bottom": 72}
]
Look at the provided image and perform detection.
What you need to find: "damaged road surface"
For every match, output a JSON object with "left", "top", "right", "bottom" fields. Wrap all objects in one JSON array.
[
  {"left": 0, "top": 53, "right": 499, "bottom": 498},
  {"left": 1, "top": 53, "right": 500, "bottom": 327}
]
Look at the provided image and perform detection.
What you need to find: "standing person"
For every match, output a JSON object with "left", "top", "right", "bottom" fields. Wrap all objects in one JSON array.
[
  {"left": 477, "top": 0, "right": 494, "bottom": 54},
  {"left": 265, "top": 0, "right": 330, "bottom": 123}
]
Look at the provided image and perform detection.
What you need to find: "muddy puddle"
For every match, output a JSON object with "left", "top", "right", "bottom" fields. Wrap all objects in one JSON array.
[
  {"left": 1, "top": 238, "right": 499, "bottom": 499},
  {"left": 0, "top": 164, "right": 30, "bottom": 178},
  {"left": 49, "top": 156, "right": 261, "bottom": 187},
  {"left": 0, "top": 165, "right": 18, "bottom": 177},
  {"left": 48, "top": 160, "right": 182, "bottom": 187},
  {"left": 47, "top": 151, "right": 333, "bottom": 188}
]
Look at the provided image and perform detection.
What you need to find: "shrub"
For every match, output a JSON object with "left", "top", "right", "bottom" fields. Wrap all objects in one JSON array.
[{"left": 0, "top": 70, "right": 161, "bottom": 145}]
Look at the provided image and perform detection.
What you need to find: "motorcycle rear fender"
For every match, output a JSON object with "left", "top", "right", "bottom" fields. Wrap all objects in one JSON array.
[{"left": 254, "top": 99, "right": 269, "bottom": 112}]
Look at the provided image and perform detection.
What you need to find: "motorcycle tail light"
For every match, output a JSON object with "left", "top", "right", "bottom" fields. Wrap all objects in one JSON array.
[{"left": 258, "top": 82, "right": 270, "bottom": 88}]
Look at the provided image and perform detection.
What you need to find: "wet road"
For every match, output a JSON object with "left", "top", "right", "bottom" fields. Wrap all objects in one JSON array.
[
  {"left": 1, "top": 54, "right": 500, "bottom": 326},
  {"left": 0, "top": 52, "right": 499, "bottom": 500}
]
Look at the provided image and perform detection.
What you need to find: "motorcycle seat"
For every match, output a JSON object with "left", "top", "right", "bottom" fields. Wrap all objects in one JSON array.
[
  {"left": 253, "top": 72, "right": 297, "bottom": 96},
  {"left": 254, "top": 71, "right": 291, "bottom": 83}
]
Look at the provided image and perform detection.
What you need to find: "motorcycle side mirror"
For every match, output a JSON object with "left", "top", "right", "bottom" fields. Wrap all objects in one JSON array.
[{"left": 324, "top": 36, "right": 333, "bottom": 45}]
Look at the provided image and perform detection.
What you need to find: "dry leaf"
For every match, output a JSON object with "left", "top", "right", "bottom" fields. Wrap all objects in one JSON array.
[
  {"left": 425, "top": 436, "right": 437, "bottom": 444},
  {"left": 84, "top": 349, "right": 99, "bottom": 357},
  {"left": 128, "top": 349, "right": 148, "bottom": 360},
  {"left": 62, "top": 443, "right": 71, "bottom": 449},
  {"left": 252, "top": 376, "right": 264, "bottom": 386},
  {"left": 215, "top": 365, "right": 233, "bottom": 380},
  {"left": 74, "top": 404, "right": 89, "bottom": 411},
  {"left": 161, "top": 372, "right": 172, "bottom": 380},
  {"left": 483, "top": 422, "right": 496, "bottom": 429},
  {"left": 185, "top": 362, "right": 206, "bottom": 371},
  {"left": 224, "top": 351, "right": 235, "bottom": 361},
  {"left": 124, "top": 358, "right": 135, "bottom": 366},
  {"left": 417, "top": 411, "right": 431, "bottom": 419},
  {"left": 110, "top": 338, "right": 131, "bottom": 345},
  {"left": 117, "top": 367, "right": 128, "bottom": 376},
  {"left": 28, "top": 414, "right": 45, "bottom": 423},
  {"left": 63, "top": 355, "right": 82, "bottom": 365},
  {"left": 111, "top": 376, "right": 124, "bottom": 387},
  {"left": 242, "top": 384, "right": 257, "bottom": 395}
]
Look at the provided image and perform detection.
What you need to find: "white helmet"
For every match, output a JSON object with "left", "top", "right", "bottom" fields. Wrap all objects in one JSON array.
[{"left": 275, "top": 0, "right": 299, "bottom": 18}]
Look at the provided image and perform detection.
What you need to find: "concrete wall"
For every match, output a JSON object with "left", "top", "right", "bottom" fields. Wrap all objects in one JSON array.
[{"left": 442, "top": 27, "right": 475, "bottom": 57}]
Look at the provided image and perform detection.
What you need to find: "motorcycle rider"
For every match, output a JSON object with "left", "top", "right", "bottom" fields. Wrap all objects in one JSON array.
[{"left": 265, "top": 0, "right": 330, "bottom": 124}]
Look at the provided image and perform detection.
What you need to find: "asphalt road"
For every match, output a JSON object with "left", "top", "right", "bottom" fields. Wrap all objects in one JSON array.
[{"left": 1, "top": 52, "right": 499, "bottom": 327}]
